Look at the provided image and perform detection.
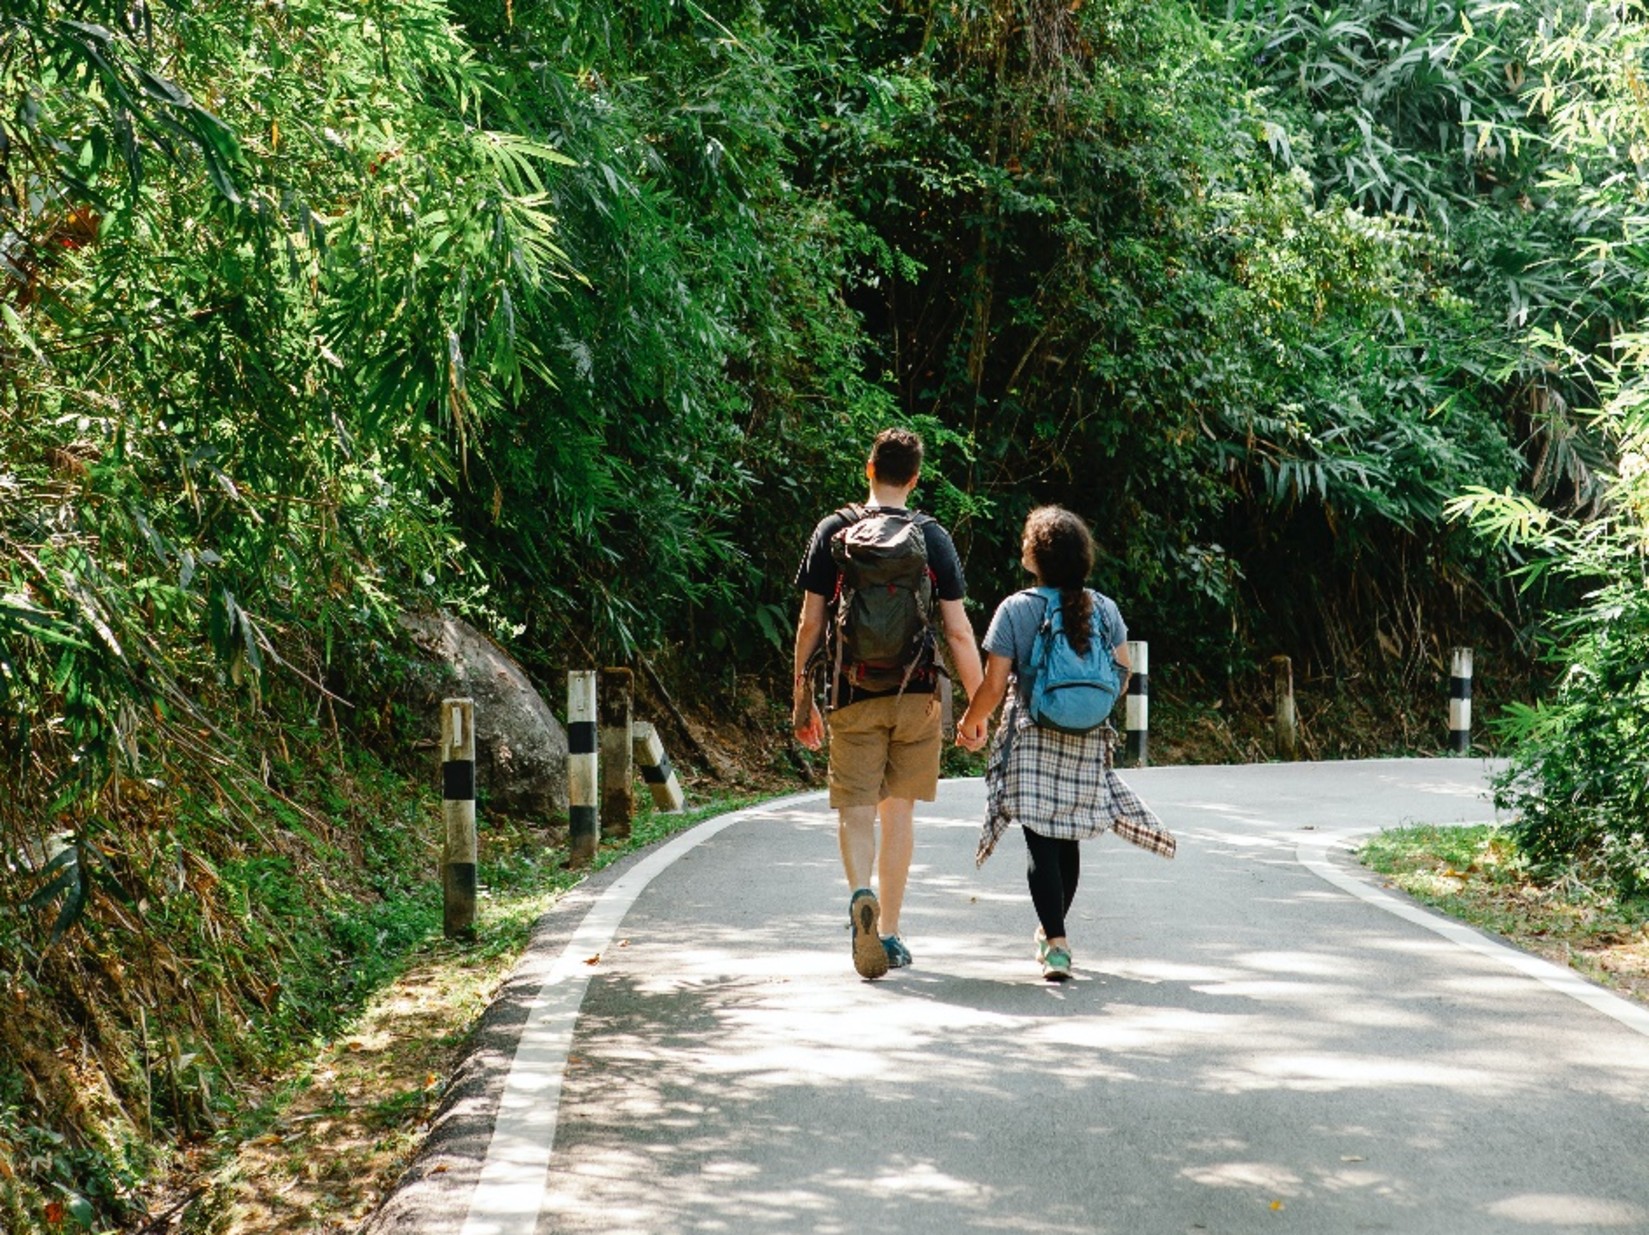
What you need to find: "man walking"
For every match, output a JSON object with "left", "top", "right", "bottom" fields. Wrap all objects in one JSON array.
[{"left": 792, "top": 428, "right": 984, "bottom": 979}]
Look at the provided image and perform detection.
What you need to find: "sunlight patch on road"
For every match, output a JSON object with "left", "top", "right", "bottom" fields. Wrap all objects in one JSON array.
[
  {"left": 1181, "top": 1160, "right": 1303, "bottom": 1194},
  {"left": 1029, "top": 1005, "right": 1244, "bottom": 1054},
  {"left": 859, "top": 1161, "right": 992, "bottom": 1200},
  {"left": 1093, "top": 959, "right": 1242, "bottom": 984},
  {"left": 1483, "top": 1193, "right": 1647, "bottom": 1227},
  {"left": 1204, "top": 1052, "right": 1512, "bottom": 1095}
]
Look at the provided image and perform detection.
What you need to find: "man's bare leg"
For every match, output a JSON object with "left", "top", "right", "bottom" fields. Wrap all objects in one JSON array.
[
  {"left": 838, "top": 804, "right": 878, "bottom": 891},
  {"left": 875, "top": 797, "right": 915, "bottom": 937},
  {"left": 839, "top": 804, "right": 888, "bottom": 978}
]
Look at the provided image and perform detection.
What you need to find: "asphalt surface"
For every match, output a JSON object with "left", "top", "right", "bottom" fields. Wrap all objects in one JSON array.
[{"left": 368, "top": 759, "right": 1649, "bottom": 1235}]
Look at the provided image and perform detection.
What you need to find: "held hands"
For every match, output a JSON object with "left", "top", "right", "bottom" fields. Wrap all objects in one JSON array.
[{"left": 956, "top": 710, "right": 989, "bottom": 753}]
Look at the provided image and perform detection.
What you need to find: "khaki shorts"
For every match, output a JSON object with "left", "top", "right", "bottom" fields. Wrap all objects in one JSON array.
[{"left": 826, "top": 692, "right": 943, "bottom": 808}]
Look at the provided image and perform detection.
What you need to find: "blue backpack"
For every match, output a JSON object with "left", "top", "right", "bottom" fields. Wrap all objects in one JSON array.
[{"left": 1025, "top": 587, "right": 1121, "bottom": 734}]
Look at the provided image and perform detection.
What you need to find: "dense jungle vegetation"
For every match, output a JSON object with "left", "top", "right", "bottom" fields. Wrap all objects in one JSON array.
[{"left": 7, "top": 0, "right": 1649, "bottom": 1226}]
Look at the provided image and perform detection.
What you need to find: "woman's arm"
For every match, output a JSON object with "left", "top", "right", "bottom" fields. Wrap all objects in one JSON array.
[{"left": 1112, "top": 640, "right": 1131, "bottom": 698}]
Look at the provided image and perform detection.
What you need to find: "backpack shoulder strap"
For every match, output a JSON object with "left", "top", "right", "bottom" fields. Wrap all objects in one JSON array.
[
  {"left": 836, "top": 503, "right": 867, "bottom": 524},
  {"left": 1028, "top": 586, "right": 1062, "bottom": 625}
]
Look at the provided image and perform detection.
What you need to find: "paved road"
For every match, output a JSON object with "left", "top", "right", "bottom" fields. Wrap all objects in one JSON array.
[{"left": 371, "top": 759, "right": 1649, "bottom": 1235}]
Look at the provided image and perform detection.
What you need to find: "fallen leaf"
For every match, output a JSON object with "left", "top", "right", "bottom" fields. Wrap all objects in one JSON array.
[
  {"left": 432, "top": 1164, "right": 450, "bottom": 1174},
  {"left": 584, "top": 954, "right": 600, "bottom": 965},
  {"left": 44, "top": 1201, "right": 64, "bottom": 1226},
  {"left": 1270, "top": 1200, "right": 1285, "bottom": 1211},
  {"left": 618, "top": 939, "right": 630, "bottom": 948}
]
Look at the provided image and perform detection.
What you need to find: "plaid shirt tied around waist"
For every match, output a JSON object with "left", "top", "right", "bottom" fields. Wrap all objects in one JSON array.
[{"left": 977, "top": 691, "right": 1177, "bottom": 866}]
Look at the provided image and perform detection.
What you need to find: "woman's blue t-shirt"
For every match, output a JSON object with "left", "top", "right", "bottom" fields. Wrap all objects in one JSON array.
[{"left": 981, "top": 588, "right": 1127, "bottom": 702}]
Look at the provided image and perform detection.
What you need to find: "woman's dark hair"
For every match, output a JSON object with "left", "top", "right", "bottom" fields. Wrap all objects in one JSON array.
[{"left": 1023, "top": 506, "right": 1096, "bottom": 655}]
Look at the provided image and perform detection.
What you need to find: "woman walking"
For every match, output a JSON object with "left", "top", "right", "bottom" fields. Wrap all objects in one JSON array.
[{"left": 957, "top": 506, "right": 1175, "bottom": 980}]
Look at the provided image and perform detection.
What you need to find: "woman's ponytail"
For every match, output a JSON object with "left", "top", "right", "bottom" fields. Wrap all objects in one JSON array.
[{"left": 1061, "top": 586, "right": 1095, "bottom": 656}]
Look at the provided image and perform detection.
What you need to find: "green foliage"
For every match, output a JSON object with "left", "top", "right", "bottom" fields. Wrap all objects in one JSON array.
[
  {"left": 1450, "top": 1, "right": 1649, "bottom": 895},
  {"left": 1216, "top": 0, "right": 1538, "bottom": 224},
  {"left": 1, "top": 0, "right": 574, "bottom": 813},
  {"left": 432, "top": 0, "right": 911, "bottom": 664}
]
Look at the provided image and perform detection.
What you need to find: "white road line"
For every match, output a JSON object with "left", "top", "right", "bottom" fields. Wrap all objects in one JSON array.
[
  {"left": 458, "top": 793, "right": 826, "bottom": 1235},
  {"left": 1298, "top": 833, "right": 1649, "bottom": 1040}
]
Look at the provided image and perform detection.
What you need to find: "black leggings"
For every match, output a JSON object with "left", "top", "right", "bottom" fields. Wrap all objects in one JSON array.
[{"left": 1023, "top": 826, "right": 1080, "bottom": 940}]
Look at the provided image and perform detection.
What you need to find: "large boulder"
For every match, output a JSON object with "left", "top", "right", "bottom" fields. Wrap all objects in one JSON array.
[{"left": 398, "top": 612, "right": 569, "bottom": 819}]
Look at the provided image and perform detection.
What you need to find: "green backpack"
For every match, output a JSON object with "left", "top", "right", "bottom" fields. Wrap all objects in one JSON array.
[{"left": 826, "top": 504, "right": 936, "bottom": 705}]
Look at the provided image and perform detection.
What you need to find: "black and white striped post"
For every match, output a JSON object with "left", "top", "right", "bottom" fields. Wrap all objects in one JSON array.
[
  {"left": 1449, "top": 647, "right": 1473, "bottom": 754},
  {"left": 440, "top": 697, "right": 477, "bottom": 940},
  {"left": 568, "top": 670, "right": 599, "bottom": 866},
  {"left": 632, "top": 722, "right": 686, "bottom": 812},
  {"left": 1125, "top": 640, "right": 1149, "bottom": 767}
]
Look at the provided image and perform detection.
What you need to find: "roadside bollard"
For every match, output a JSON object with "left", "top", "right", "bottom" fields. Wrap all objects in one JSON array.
[
  {"left": 1272, "top": 654, "right": 1296, "bottom": 760},
  {"left": 632, "top": 722, "right": 686, "bottom": 812},
  {"left": 1450, "top": 647, "right": 1473, "bottom": 754},
  {"left": 599, "top": 667, "right": 634, "bottom": 840},
  {"left": 568, "top": 670, "right": 599, "bottom": 867},
  {"left": 1125, "top": 640, "right": 1148, "bottom": 767},
  {"left": 441, "top": 698, "right": 477, "bottom": 940}
]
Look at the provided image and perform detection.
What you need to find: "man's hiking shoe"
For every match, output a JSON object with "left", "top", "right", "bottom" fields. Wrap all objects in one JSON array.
[
  {"left": 882, "top": 934, "right": 912, "bottom": 969},
  {"left": 850, "top": 889, "right": 889, "bottom": 979},
  {"left": 1041, "top": 945, "right": 1073, "bottom": 982}
]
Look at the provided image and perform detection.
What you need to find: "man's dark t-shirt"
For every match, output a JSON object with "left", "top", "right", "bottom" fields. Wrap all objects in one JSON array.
[{"left": 795, "top": 505, "right": 966, "bottom": 707}]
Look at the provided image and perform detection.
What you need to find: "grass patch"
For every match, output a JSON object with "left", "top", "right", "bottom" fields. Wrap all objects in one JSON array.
[
  {"left": 166, "top": 788, "right": 770, "bottom": 1235},
  {"left": 1358, "top": 824, "right": 1649, "bottom": 1005}
]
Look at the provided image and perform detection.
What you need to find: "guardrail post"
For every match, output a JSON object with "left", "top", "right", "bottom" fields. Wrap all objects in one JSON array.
[
  {"left": 1125, "top": 640, "right": 1148, "bottom": 767},
  {"left": 441, "top": 698, "right": 477, "bottom": 940},
  {"left": 633, "top": 722, "right": 686, "bottom": 812},
  {"left": 1272, "top": 654, "right": 1296, "bottom": 761},
  {"left": 568, "top": 670, "right": 599, "bottom": 866},
  {"left": 600, "top": 667, "right": 634, "bottom": 839},
  {"left": 1450, "top": 647, "right": 1473, "bottom": 754}
]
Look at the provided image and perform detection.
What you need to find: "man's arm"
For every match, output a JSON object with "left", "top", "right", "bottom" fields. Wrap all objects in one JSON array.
[
  {"left": 792, "top": 591, "right": 828, "bottom": 748},
  {"left": 957, "top": 651, "right": 1011, "bottom": 751},
  {"left": 938, "top": 597, "right": 983, "bottom": 699}
]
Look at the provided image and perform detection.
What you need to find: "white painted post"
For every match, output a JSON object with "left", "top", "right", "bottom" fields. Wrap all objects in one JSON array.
[
  {"left": 441, "top": 698, "right": 477, "bottom": 940},
  {"left": 1449, "top": 647, "right": 1473, "bottom": 754},
  {"left": 1124, "top": 640, "right": 1148, "bottom": 767},
  {"left": 568, "top": 670, "right": 599, "bottom": 866},
  {"left": 632, "top": 722, "right": 685, "bottom": 812}
]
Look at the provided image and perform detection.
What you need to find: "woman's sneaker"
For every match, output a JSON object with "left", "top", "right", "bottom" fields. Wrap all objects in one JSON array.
[
  {"left": 850, "top": 889, "right": 889, "bottom": 979},
  {"left": 1041, "top": 944, "right": 1073, "bottom": 981}
]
